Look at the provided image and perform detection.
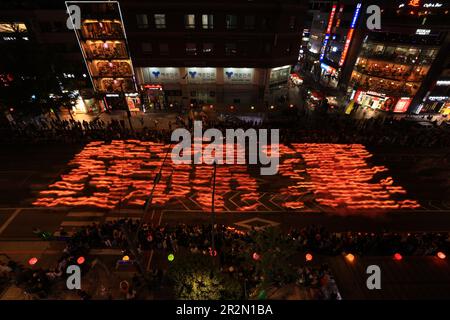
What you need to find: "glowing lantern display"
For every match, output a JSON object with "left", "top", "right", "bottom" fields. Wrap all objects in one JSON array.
[
  {"left": 122, "top": 255, "right": 130, "bottom": 261},
  {"left": 167, "top": 253, "right": 175, "bottom": 262},
  {"left": 437, "top": 252, "right": 446, "bottom": 260},
  {"left": 305, "top": 253, "right": 313, "bottom": 261},
  {"left": 28, "top": 257, "right": 38, "bottom": 265},
  {"left": 345, "top": 253, "right": 355, "bottom": 263},
  {"left": 32, "top": 141, "right": 419, "bottom": 213},
  {"left": 77, "top": 256, "right": 85, "bottom": 265},
  {"left": 252, "top": 252, "right": 261, "bottom": 261}
]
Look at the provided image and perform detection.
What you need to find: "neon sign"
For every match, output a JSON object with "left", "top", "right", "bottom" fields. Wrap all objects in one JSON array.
[
  {"left": 339, "top": 3, "right": 361, "bottom": 67},
  {"left": 319, "top": 5, "right": 337, "bottom": 61}
]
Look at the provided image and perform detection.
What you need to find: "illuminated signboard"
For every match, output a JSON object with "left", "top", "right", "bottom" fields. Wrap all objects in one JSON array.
[
  {"left": 394, "top": 97, "right": 412, "bottom": 113},
  {"left": 416, "top": 28, "right": 431, "bottom": 35},
  {"left": 320, "top": 63, "right": 336, "bottom": 74},
  {"left": 326, "top": 5, "right": 337, "bottom": 33},
  {"left": 423, "top": 3, "right": 442, "bottom": 8},
  {"left": 436, "top": 80, "right": 450, "bottom": 86},
  {"left": 408, "top": 0, "right": 420, "bottom": 6},
  {"left": 339, "top": 3, "right": 361, "bottom": 67},
  {"left": 319, "top": 5, "right": 337, "bottom": 61},
  {"left": 223, "top": 68, "right": 254, "bottom": 84}
]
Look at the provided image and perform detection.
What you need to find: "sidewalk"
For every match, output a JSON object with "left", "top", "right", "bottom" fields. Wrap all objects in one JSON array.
[{"left": 60, "top": 110, "right": 181, "bottom": 131}]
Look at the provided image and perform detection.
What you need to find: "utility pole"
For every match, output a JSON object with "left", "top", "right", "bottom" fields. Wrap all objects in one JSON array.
[
  {"left": 211, "top": 161, "right": 217, "bottom": 256},
  {"left": 121, "top": 143, "right": 171, "bottom": 279}
]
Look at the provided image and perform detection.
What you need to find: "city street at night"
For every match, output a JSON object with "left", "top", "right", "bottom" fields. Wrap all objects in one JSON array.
[{"left": 0, "top": 0, "right": 450, "bottom": 313}]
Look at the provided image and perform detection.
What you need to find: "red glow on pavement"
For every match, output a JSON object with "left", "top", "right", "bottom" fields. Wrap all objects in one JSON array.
[
  {"left": 345, "top": 253, "right": 355, "bottom": 262},
  {"left": 32, "top": 141, "right": 419, "bottom": 213},
  {"left": 437, "top": 252, "right": 446, "bottom": 260},
  {"left": 393, "top": 253, "right": 403, "bottom": 261}
]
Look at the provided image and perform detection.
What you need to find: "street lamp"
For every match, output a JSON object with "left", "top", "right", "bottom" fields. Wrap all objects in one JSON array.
[{"left": 211, "top": 161, "right": 217, "bottom": 258}]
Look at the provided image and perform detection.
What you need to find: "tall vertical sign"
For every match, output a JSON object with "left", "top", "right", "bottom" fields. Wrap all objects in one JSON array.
[
  {"left": 339, "top": 3, "right": 361, "bottom": 67},
  {"left": 319, "top": 4, "right": 337, "bottom": 61}
]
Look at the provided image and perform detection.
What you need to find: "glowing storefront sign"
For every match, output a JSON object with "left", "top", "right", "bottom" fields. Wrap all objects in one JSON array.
[
  {"left": 186, "top": 67, "right": 216, "bottom": 84},
  {"left": 320, "top": 63, "right": 336, "bottom": 74},
  {"left": 223, "top": 68, "right": 254, "bottom": 84},
  {"left": 436, "top": 80, "right": 450, "bottom": 86},
  {"left": 140, "top": 67, "right": 180, "bottom": 83},
  {"left": 416, "top": 28, "right": 431, "bottom": 35},
  {"left": 339, "top": 3, "right": 361, "bottom": 67},
  {"left": 423, "top": 3, "right": 442, "bottom": 8},
  {"left": 394, "top": 97, "right": 412, "bottom": 113}
]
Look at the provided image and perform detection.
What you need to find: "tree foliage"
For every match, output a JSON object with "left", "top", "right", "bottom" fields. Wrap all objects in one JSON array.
[{"left": 167, "top": 253, "right": 243, "bottom": 300}]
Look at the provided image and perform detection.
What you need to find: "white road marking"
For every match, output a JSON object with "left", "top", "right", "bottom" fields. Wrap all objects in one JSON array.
[{"left": 0, "top": 208, "right": 21, "bottom": 236}]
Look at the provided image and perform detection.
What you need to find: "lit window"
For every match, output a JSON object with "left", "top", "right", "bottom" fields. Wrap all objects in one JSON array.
[
  {"left": 202, "top": 43, "right": 214, "bottom": 54},
  {"left": 202, "top": 14, "right": 214, "bottom": 29},
  {"left": 226, "top": 15, "right": 238, "bottom": 29},
  {"left": 154, "top": 14, "right": 166, "bottom": 29},
  {"left": 136, "top": 14, "right": 149, "bottom": 29},
  {"left": 186, "top": 42, "right": 197, "bottom": 55},
  {"left": 185, "top": 14, "right": 195, "bottom": 29}
]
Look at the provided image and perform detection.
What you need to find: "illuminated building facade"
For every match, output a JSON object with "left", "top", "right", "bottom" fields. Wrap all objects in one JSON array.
[
  {"left": 66, "top": 0, "right": 306, "bottom": 112},
  {"left": 346, "top": 0, "right": 450, "bottom": 113}
]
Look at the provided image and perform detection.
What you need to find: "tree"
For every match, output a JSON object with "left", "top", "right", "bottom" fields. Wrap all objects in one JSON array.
[
  {"left": 240, "top": 228, "right": 297, "bottom": 290},
  {"left": 167, "top": 253, "right": 243, "bottom": 300}
]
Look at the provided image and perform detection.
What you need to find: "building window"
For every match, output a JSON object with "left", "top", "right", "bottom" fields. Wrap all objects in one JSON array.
[
  {"left": 285, "top": 44, "right": 292, "bottom": 55},
  {"left": 262, "top": 17, "right": 270, "bottom": 30},
  {"left": 159, "top": 43, "right": 169, "bottom": 55},
  {"left": 202, "top": 43, "right": 214, "bottom": 54},
  {"left": 202, "top": 14, "right": 214, "bottom": 29},
  {"left": 244, "top": 15, "right": 255, "bottom": 30},
  {"left": 225, "top": 42, "right": 237, "bottom": 56},
  {"left": 142, "top": 42, "right": 152, "bottom": 54},
  {"left": 289, "top": 16, "right": 296, "bottom": 30},
  {"left": 136, "top": 14, "right": 149, "bottom": 29},
  {"left": 264, "top": 42, "right": 271, "bottom": 55},
  {"left": 186, "top": 42, "right": 197, "bottom": 55},
  {"left": 185, "top": 14, "right": 196, "bottom": 29},
  {"left": 154, "top": 14, "right": 166, "bottom": 29},
  {"left": 226, "top": 15, "right": 238, "bottom": 29}
]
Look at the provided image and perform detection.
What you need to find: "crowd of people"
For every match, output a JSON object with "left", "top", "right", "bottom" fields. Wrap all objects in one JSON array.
[
  {"left": 1, "top": 103, "right": 449, "bottom": 149},
  {"left": 2, "top": 218, "right": 449, "bottom": 299}
]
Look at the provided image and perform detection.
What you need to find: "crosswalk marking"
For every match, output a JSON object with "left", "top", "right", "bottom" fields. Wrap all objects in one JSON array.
[{"left": 0, "top": 208, "right": 21, "bottom": 236}]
